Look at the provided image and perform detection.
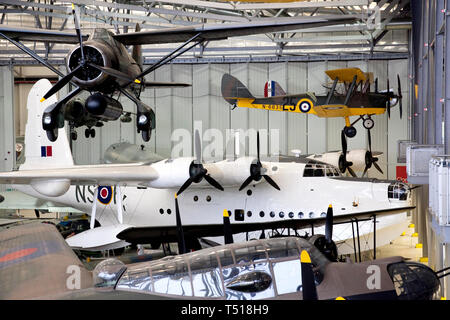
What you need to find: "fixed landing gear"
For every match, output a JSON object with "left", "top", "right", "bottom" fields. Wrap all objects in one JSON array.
[
  {"left": 363, "top": 117, "right": 374, "bottom": 130},
  {"left": 85, "top": 128, "right": 96, "bottom": 138},
  {"left": 343, "top": 126, "right": 357, "bottom": 138}
]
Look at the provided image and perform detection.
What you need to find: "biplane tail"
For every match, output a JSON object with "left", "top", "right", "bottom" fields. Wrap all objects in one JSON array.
[
  {"left": 264, "top": 80, "right": 286, "bottom": 97},
  {"left": 221, "top": 73, "right": 255, "bottom": 105}
]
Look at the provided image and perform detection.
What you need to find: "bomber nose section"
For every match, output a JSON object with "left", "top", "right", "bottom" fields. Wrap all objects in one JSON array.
[{"left": 387, "top": 182, "right": 409, "bottom": 201}]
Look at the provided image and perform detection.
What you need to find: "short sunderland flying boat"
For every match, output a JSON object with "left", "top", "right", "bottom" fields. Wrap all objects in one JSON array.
[{"left": 0, "top": 79, "right": 414, "bottom": 252}]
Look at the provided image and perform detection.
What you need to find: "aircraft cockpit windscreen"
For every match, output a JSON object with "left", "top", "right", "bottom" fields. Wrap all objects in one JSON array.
[
  {"left": 303, "top": 161, "right": 341, "bottom": 178},
  {"left": 92, "top": 28, "right": 114, "bottom": 43},
  {"left": 115, "top": 238, "right": 329, "bottom": 299}
]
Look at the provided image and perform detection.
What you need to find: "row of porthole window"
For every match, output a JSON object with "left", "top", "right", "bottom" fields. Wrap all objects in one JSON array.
[
  {"left": 159, "top": 208, "right": 326, "bottom": 218},
  {"left": 247, "top": 211, "right": 325, "bottom": 219}
]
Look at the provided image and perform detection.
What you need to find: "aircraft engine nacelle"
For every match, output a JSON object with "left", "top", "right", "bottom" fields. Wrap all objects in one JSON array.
[
  {"left": 147, "top": 158, "right": 193, "bottom": 189},
  {"left": 85, "top": 93, "right": 123, "bottom": 121},
  {"left": 63, "top": 99, "right": 85, "bottom": 121},
  {"left": 205, "top": 157, "right": 263, "bottom": 187},
  {"left": 30, "top": 179, "right": 70, "bottom": 197},
  {"left": 67, "top": 42, "right": 115, "bottom": 88},
  {"left": 346, "top": 149, "right": 369, "bottom": 172}
]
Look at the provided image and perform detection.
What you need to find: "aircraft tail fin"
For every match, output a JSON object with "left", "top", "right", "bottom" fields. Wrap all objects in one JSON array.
[
  {"left": 132, "top": 23, "right": 143, "bottom": 69},
  {"left": 221, "top": 73, "right": 254, "bottom": 105},
  {"left": 264, "top": 80, "right": 286, "bottom": 97},
  {"left": 20, "top": 79, "right": 74, "bottom": 170}
]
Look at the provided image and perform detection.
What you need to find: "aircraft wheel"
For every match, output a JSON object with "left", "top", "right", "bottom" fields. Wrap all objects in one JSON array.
[
  {"left": 343, "top": 126, "right": 357, "bottom": 138},
  {"left": 363, "top": 118, "right": 375, "bottom": 130},
  {"left": 85, "top": 128, "right": 90, "bottom": 138},
  {"left": 90, "top": 128, "right": 96, "bottom": 138},
  {"left": 71, "top": 131, "right": 78, "bottom": 141},
  {"left": 46, "top": 128, "right": 58, "bottom": 142},
  {"left": 141, "top": 129, "right": 151, "bottom": 142}
]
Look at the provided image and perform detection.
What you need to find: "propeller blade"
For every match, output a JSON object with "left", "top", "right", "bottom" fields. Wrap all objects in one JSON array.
[
  {"left": 375, "top": 78, "right": 378, "bottom": 93},
  {"left": 341, "top": 130, "right": 348, "bottom": 155},
  {"left": 194, "top": 129, "right": 202, "bottom": 164},
  {"left": 397, "top": 74, "right": 403, "bottom": 119},
  {"left": 373, "top": 161, "right": 384, "bottom": 174},
  {"left": 367, "top": 129, "right": 372, "bottom": 153},
  {"left": 387, "top": 78, "right": 391, "bottom": 118},
  {"left": 177, "top": 177, "right": 193, "bottom": 196},
  {"left": 42, "top": 64, "right": 81, "bottom": 101},
  {"left": 362, "top": 165, "right": 369, "bottom": 178},
  {"left": 204, "top": 174, "right": 224, "bottom": 191},
  {"left": 239, "top": 175, "right": 254, "bottom": 191},
  {"left": 347, "top": 166, "right": 357, "bottom": 178},
  {"left": 223, "top": 209, "right": 233, "bottom": 244},
  {"left": 88, "top": 63, "right": 140, "bottom": 83},
  {"left": 34, "top": 209, "right": 40, "bottom": 219},
  {"left": 263, "top": 175, "right": 280, "bottom": 191},
  {"left": 325, "top": 205, "right": 333, "bottom": 243},
  {"left": 72, "top": 4, "right": 85, "bottom": 62},
  {"left": 175, "top": 194, "right": 187, "bottom": 254},
  {"left": 300, "top": 250, "right": 318, "bottom": 301},
  {"left": 256, "top": 131, "right": 260, "bottom": 162}
]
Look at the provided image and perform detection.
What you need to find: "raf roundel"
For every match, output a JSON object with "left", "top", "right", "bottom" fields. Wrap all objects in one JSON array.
[
  {"left": 98, "top": 186, "right": 113, "bottom": 205},
  {"left": 297, "top": 98, "right": 313, "bottom": 113}
]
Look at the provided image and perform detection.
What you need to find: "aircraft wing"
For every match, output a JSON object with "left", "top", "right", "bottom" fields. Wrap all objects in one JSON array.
[
  {"left": 0, "top": 25, "right": 86, "bottom": 44},
  {"left": 113, "top": 16, "right": 357, "bottom": 45},
  {"left": 117, "top": 206, "right": 415, "bottom": 244},
  {"left": 0, "top": 222, "right": 92, "bottom": 299},
  {"left": 313, "top": 104, "right": 353, "bottom": 118},
  {"left": 0, "top": 164, "right": 159, "bottom": 186}
]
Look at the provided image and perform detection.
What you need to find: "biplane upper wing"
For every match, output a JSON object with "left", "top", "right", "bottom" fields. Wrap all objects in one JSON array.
[{"left": 325, "top": 68, "right": 367, "bottom": 83}]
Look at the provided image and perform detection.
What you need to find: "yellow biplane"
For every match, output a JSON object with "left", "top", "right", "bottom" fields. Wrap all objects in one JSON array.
[{"left": 221, "top": 68, "right": 402, "bottom": 140}]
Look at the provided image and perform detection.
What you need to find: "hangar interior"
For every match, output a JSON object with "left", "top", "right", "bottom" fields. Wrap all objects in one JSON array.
[{"left": 0, "top": 0, "right": 449, "bottom": 300}]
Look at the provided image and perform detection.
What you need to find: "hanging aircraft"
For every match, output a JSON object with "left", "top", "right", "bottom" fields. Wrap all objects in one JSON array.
[
  {"left": 221, "top": 68, "right": 402, "bottom": 173},
  {"left": 0, "top": 220, "right": 445, "bottom": 300},
  {"left": 0, "top": 79, "right": 414, "bottom": 253},
  {"left": 0, "top": 5, "right": 356, "bottom": 142}
]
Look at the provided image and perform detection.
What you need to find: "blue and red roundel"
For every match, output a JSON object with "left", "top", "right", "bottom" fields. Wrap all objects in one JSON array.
[{"left": 97, "top": 186, "right": 113, "bottom": 205}]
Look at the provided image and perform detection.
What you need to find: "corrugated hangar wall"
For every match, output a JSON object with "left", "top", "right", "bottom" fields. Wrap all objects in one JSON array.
[{"left": 67, "top": 59, "right": 410, "bottom": 180}]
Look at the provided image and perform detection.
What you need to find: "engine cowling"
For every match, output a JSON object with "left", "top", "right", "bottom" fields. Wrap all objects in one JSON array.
[
  {"left": 147, "top": 158, "right": 193, "bottom": 189},
  {"left": 205, "top": 157, "right": 271, "bottom": 188},
  {"left": 85, "top": 93, "right": 123, "bottom": 121},
  {"left": 66, "top": 42, "right": 115, "bottom": 88}
]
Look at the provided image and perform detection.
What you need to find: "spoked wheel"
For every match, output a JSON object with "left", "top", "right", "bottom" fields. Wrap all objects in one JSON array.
[
  {"left": 46, "top": 128, "right": 58, "bottom": 142},
  {"left": 363, "top": 118, "right": 375, "bottom": 130},
  {"left": 343, "top": 126, "right": 357, "bottom": 138}
]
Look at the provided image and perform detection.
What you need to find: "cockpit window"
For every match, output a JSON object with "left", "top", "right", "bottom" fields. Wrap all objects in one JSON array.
[
  {"left": 303, "top": 161, "right": 340, "bottom": 178},
  {"left": 388, "top": 183, "right": 409, "bottom": 201}
]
